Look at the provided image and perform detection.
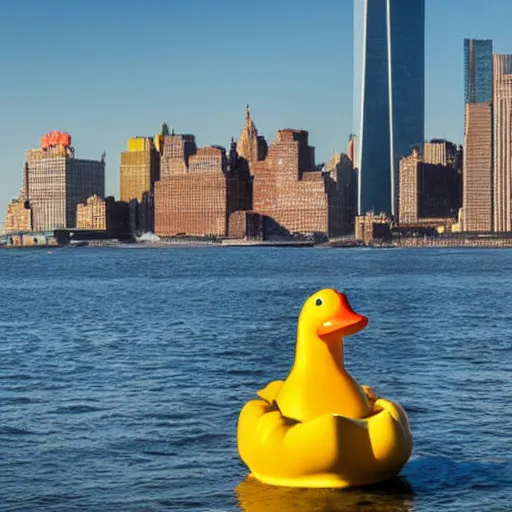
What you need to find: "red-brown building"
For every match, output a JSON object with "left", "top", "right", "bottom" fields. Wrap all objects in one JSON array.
[
  {"left": 399, "top": 143, "right": 461, "bottom": 227},
  {"left": 228, "top": 210, "right": 264, "bottom": 239},
  {"left": 154, "top": 141, "right": 251, "bottom": 237},
  {"left": 152, "top": 109, "right": 356, "bottom": 240},
  {"left": 160, "top": 134, "right": 197, "bottom": 178},
  {"left": 252, "top": 129, "right": 352, "bottom": 237}
]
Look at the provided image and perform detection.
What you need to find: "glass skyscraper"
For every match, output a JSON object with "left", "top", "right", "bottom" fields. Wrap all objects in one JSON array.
[
  {"left": 353, "top": 0, "right": 425, "bottom": 216},
  {"left": 464, "top": 39, "right": 493, "bottom": 104},
  {"left": 461, "top": 39, "right": 493, "bottom": 233}
]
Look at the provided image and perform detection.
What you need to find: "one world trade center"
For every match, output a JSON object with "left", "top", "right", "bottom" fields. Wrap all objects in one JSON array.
[{"left": 353, "top": 0, "right": 425, "bottom": 217}]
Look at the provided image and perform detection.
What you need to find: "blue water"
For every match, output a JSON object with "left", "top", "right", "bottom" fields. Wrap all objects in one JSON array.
[{"left": 1, "top": 247, "right": 511, "bottom": 511}]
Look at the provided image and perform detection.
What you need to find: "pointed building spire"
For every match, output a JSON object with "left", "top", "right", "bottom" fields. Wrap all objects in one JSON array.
[
  {"left": 325, "top": 148, "right": 341, "bottom": 172},
  {"left": 237, "top": 104, "right": 259, "bottom": 173},
  {"left": 347, "top": 134, "right": 356, "bottom": 166},
  {"left": 161, "top": 121, "right": 170, "bottom": 136}
]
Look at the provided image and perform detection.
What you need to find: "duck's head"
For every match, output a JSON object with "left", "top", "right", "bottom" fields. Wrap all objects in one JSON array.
[{"left": 299, "top": 289, "right": 368, "bottom": 344}]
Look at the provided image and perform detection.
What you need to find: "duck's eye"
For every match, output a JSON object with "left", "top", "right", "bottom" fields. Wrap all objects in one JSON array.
[{"left": 315, "top": 298, "right": 322, "bottom": 306}]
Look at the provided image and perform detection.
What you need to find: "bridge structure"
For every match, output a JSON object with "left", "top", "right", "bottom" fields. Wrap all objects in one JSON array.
[{"left": 0, "top": 230, "right": 55, "bottom": 246}]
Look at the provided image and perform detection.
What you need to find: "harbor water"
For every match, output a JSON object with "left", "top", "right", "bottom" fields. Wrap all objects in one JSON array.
[{"left": 1, "top": 247, "right": 511, "bottom": 511}]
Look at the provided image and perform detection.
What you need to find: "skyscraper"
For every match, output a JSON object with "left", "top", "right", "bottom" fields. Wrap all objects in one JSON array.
[
  {"left": 493, "top": 54, "right": 512, "bottom": 232},
  {"left": 120, "top": 136, "right": 160, "bottom": 202},
  {"left": 462, "top": 39, "right": 493, "bottom": 232},
  {"left": 464, "top": 39, "right": 493, "bottom": 104},
  {"left": 24, "top": 133, "right": 105, "bottom": 231},
  {"left": 353, "top": 0, "right": 425, "bottom": 217}
]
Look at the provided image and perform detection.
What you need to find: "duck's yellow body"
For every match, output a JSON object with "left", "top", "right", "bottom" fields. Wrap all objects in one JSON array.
[
  {"left": 236, "top": 289, "right": 413, "bottom": 489},
  {"left": 237, "top": 380, "right": 412, "bottom": 488}
]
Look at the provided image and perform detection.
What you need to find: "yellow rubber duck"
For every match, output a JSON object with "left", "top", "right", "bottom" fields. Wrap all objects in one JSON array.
[{"left": 237, "top": 288, "right": 413, "bottom": 489}]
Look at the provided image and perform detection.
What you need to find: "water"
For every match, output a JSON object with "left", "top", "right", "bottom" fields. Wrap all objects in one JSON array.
[{"left": 1, "top": 247, "right": 511, "bottom": 511}]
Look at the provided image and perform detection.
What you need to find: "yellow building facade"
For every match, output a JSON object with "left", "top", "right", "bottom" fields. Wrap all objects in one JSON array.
[
  {"left": 3, "top": 196, "right": 31, "bottom": 233},
  {"left": 76, "top": 195, "right": 107, "bottom": 230},
  {"left": 120, "top": 137, "right": 160, "bottom": 202}
]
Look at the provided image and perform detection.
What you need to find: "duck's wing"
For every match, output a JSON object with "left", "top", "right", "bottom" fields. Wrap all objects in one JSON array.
[
  {"left": 257, "top": 380, "right": 285, "bottom": 404},
  {"left": 361, "top": 385, "right": 379, "bottom": 408}
]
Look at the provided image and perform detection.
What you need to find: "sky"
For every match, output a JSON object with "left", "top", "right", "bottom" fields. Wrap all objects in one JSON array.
[{"left": 1, "top": 0, "right": 512, "bottom": 215}]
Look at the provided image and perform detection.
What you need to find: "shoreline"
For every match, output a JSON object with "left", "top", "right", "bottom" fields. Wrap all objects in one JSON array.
[{"left": 5, "top": 232, "right": 512, "bottom": 250}]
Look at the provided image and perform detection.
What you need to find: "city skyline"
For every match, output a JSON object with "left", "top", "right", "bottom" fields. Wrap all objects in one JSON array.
[
  {"left": 353, "top": 0, "right": 425, "bottom": 217},
  {"left": 2, "top": 0, "right": 512, "bottom": 217}
]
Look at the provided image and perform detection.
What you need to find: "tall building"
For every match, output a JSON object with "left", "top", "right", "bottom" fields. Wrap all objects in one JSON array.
[
  {"left": 24, "top": 132, "right": 105, "bottom": 231},
  {"left": 76, "top": 195, "right": 129, "bottom": 233},
  {"left": 399, "top": 143, "right": 461, "bottom": 226},
  {"left": 398, "top": 149, "right": 421, "bottom": 225},
  {"left": 464, "top": 39, "right": 493, "bottom": 104},
  {"left": 493, "top": 54, "right": 512, "bottom": 232},
  {"left": 324, "top": 148, "right": 358, "bottom": 233},
  {"left": 252, "top": 129, "right": 350, "bottom": 237},
  {"left": 160, "top": 134, "right": 197, "bottom": 178},
  {"left": 155, "top": 139, "right": 252, "bottom": 237},
  {"left": 353, "top": 0, "right": 425, "bottom": 217},
  {"left": 462, "top": 103, "right": 493, "bottom": 231},
  {"left": 120, "top": 135, "right": 161, "bottom": 234},
  {"left": 462, "top": 39, "right": 493, "bottom": 232},
  {"left": 120, "top": 137, "right": 160, "bottom": 202}
]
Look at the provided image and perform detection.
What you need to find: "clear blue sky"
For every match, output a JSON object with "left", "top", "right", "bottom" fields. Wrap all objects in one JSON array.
[{"left": 1, "top": 0, "right": 512, "bottom": 215}]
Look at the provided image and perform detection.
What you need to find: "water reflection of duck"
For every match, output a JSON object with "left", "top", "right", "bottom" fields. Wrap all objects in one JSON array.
[
  {"left": 237, "top": 289, "right": 413, "bottom": 488},
  {"left": 235, "top": 476, "right": 416, "bottom": 512}
]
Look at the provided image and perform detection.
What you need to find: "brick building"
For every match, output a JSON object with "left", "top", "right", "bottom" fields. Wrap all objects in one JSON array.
[
  {"left": 153, "top": 112, "right": 356, "bottom": 240},
  {"left": 155, "top": 140, "right": 252, "bottom": 237},
  {"left": 160, "top": 134, "right": 197, "bottom": 178},
  {"left": 23, "top": 133, "right": 105, "bottom": 231},
  {"left": 355, "top": 214, "right": 392, "bottom": 244},
  {"left": 324, "top": 149, "right": 358, "bottom": 234},
  {"left": 399, "top": 143, "right": 461, "bottom": 226},
  {"left": 252, "top": 129, "right": 351, "bottom": 237},
  {"left": 228, "top": 210, "right": 264, "bottom": 239},
  {"left": 3, "top": 195, "right": 31, "bottom": 233},
  {"left": 76, "top": 194, "right": 129, "bottom": 233}
]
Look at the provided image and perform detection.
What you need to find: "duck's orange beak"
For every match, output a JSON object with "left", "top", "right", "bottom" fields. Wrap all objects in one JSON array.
[{"left": 317, "top": 292, "right": 368, "bottom": 338}]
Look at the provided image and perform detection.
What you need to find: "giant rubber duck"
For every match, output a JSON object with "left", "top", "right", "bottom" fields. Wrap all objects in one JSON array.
[{"left": 237, "top": 288, "right": 413, "bottom": 489}]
